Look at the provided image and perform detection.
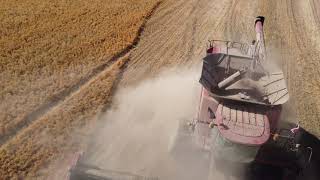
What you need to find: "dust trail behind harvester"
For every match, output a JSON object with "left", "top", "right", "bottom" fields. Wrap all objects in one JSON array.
[{"left": 83, "top": 65, "right": 219, "bottom": 179}]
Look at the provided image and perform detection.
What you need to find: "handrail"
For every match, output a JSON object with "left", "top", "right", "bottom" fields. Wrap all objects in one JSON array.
[
  {"left": 208, "top": 39, "right": 247, "bottom": 44},
  {"left": 208, "top": 39, "right": 251, "bottom": 56}
]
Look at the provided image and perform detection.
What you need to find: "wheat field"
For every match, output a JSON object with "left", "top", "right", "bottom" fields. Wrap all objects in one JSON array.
[
  {"left": 0, "top": 0, "right": 158, "bottom": 139},
  {"left": 0, "top": 0, "right": 159, "bottom": 179},
  {"left": 1, "top": 0, "right": 319, "bottom": 179}
]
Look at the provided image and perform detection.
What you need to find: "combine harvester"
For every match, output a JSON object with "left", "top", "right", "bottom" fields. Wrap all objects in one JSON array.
[
  {"left": 185, "top": 16, "right": 314, "bottom": 179},
  {"left": 65, "top": 17, "right": 317, "bottom": 180}
]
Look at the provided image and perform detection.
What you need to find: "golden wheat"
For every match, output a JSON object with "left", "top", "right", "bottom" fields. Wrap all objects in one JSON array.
[
  {"left": 0, "top": 0, "right": 157, "bottom": 138},
  {"left": 0, "top": 56, "right": 130, "bottom": 179},
  {"left": 0, "top": 0, "right": 159, "bottom": 178}
]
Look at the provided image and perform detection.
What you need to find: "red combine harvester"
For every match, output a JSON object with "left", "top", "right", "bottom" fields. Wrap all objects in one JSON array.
[
  {"left": 188, "top": 16, "right": 313, "bottom": 179},
  {"left": 66, "top": 17, "right": 318, "bottom": 180},
  {"left": 196, "top": 16, "right": 288, "bottom": 154},
  {"left": 170, "top": 16, "right": 316, "bottom": 180}
]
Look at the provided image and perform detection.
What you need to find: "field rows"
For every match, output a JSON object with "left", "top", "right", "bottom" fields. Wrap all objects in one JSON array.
[
  {"left": 0, "top": 0, "right": 160, "bottom": 179},
  {"left": 0, "top": 0, "right": 158, "bottom": 143}
]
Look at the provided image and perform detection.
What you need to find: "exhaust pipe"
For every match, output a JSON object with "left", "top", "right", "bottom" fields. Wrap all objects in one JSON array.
[
  {"left": 255, "top": 16, "right": 265, "bottom": 45},
  {"left": 253, "top": 16, "right": 267, "bottom": 66}
]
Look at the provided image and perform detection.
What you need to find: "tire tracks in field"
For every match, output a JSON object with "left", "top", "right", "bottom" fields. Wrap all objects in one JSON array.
[
  {"left": 287, "top": 0, "right": 307, "bottom": 52},
  {"left": 121, "top": 0, "right": 242, "bottom": 85},
  {"left": 127, "top": 0, "right": 200, "bottom": 72},
  {"left": 310, "top": 0, "right": 320, "bottom": 28},
  {"left": 129, "top": 0, "right": 190, "bottom": 66},
  {"left": 274, "top": 0, "right": 304, "bottom": 96},
  {"left": 213, "top": 0, "right": 234, "bottom": 34},
  {"left": 185, "top": 0, "right": 201, "bottom": 61},
  {"left": 282, "top": 0, "right": 320, "bottom": 135},
  {"left": 0, "top": 1, "right": 162, "bottom": 147},
  {"left": 226, "top": 0, "right": 240, "bottom": 40},
  {"left": 265, "top": 0, "right": 293, "bottom": 92}
]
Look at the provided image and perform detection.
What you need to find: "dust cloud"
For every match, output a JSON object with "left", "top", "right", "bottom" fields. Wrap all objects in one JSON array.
[
  {"left": 265, "top": 48, "right": 298, "bottom": 123},
  {"left": 83, "top": 65, "right": 224, "bottom": 179},
  {"left": 263, "top": 47, "right": 283, "bottom": 73}
]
